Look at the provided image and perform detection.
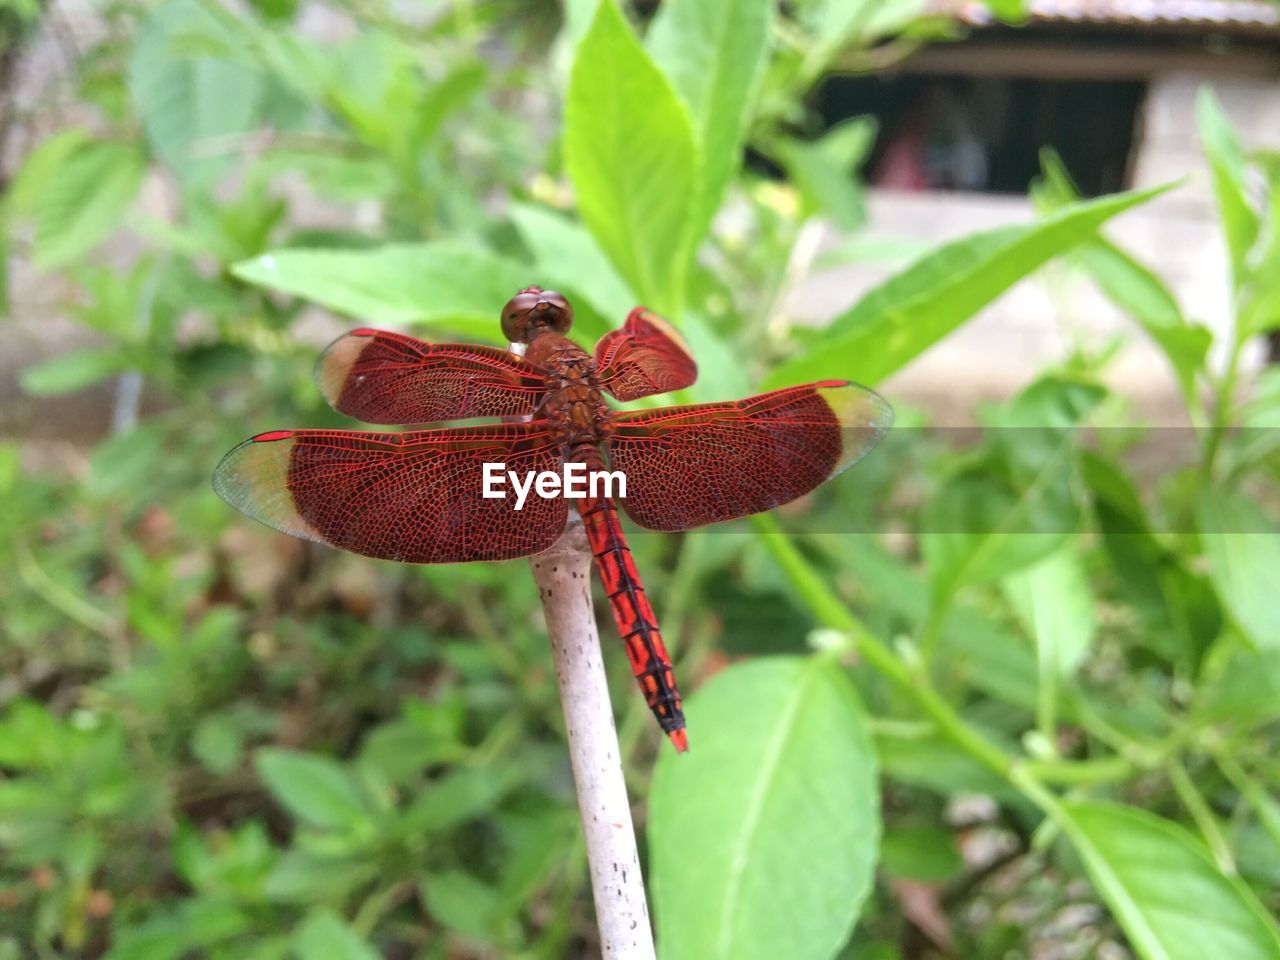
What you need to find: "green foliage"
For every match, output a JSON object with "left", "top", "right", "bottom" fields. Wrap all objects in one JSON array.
[
  {"left": 764, "top": 183, "right": 1171, "bottom": 389},
  {"left": 233, "top": 243, "right": 533, "bottom": 337},
  {"left": 4, "top": 0, "right": 1280, "bottom": 957},
  {"left": 650, "top": 658, "right": 878, "bottom": 960},
  {"left": 646, "top": 0, "right": 773, "bottom": 248},
  {"left": 128, "top": 0, "right": 268, "bottom": 185},
  {"left": 1058, "top": 802, "right": 1280, "bottom": 960},
  {"left": 564, "top": 0, "right": 698, "bottom": 315},
  {"left": 7, "top": 132, "right": 144, "bottom": 268}
]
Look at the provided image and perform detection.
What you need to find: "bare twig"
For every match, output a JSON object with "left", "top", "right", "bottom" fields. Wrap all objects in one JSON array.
[{"left": 530, "top": 519, "right": 656, "bottom": 960}]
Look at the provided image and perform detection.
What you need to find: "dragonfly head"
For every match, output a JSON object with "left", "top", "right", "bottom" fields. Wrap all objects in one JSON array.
[{"left": 502, "top": 286, "right": 573, "bottom": 344}]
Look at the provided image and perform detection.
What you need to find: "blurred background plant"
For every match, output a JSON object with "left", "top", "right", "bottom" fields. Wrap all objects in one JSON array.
[{"left": 2, "top": 0, "right": 1279, "bottom": 957}]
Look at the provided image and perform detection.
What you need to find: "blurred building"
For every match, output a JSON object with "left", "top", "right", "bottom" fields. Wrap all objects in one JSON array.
[{"left": 787, "top": 0, "right": 1280, "bottom": 420}]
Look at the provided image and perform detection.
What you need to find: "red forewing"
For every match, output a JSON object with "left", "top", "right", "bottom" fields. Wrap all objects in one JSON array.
[
  {"left": 316, "top": 329, "right": 548, "bottom": 424},
  {"left": 212, "top": 423, "right": 568, "bottom": 563},
  {"left": 607, "top": 381, "right": 892, "bottom": 531},
  {"left": 594, "top": 308, "right": 697, "bottom": 402}
]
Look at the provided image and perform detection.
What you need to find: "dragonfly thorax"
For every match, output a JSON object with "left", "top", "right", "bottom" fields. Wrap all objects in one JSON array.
[{"left": 527, "top": 334, "right": 612, "bottom": 447}]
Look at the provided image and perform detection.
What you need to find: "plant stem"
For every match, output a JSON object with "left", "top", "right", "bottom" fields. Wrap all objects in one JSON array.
[
  {"left": 1169, "top": 760, "right": 1236, "bottom": 874},
  {"left": 1211, "top": 747, "right": 1280, "bottom": 852},
  {"left": 1021, "top": 755, "right": 1134, "bottom": 786},
  {"left": 753, "top": 515, "right": 1011, "bottom": 777},
  {"left": 1203, "top": 326, "right": 1245, "bottom": 477},
  {"left": 530, "top": 520, "right": 656, "bottom": 960}
]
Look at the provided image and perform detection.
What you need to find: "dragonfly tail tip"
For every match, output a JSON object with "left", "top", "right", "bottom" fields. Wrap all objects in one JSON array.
[{"left": 668, "top": 728, "right": 689, "bottom": 753}]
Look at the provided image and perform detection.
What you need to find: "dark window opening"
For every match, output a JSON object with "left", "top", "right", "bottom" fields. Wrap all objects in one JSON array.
[{"left": 816, "top": 74, "right": 1146, "bottom": 197}]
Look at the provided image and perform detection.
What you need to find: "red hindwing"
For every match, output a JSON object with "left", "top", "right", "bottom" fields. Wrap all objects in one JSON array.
[{"left": 593, "top": 308, "right": 697, "bottom": 401}]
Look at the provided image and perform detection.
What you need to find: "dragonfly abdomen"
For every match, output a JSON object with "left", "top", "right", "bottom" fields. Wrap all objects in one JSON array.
[{"left": 577, "top": 491, "right": 687, "bottom": 752}]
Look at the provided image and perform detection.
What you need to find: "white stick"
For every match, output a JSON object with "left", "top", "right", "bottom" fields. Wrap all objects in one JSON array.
[{"left": 530, "top": 519, "right": 657, "bottom": 960}]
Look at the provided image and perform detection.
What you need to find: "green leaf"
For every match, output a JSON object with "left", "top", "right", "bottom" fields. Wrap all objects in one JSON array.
[
  {"left": 1240, "top": 180, "right": 1280, "bottom": 338},
  {"left": 413, "top": 60, "right": 487, "bottom": 151},
  {"left": 293, "top": 909, "right": 379, "bottom": 960},
  {"left": 1197, "top": 87, "right": 1259, "bottom": 289},
  {"left": 879, "top": 825, "right": 964, "bottom": 883},
  {"left": 1078, "top": 242, "right": 1210, "bottom": 406},
  {"left": 104, "top": 898, "right": 252, "bottom": 960},
  {"left": 764, "top": 184, "right": 1170, "bottom": 389},
  {"left": 5, "top": 129, "right": 90, "bottom": 217},
  {"left": 399, "top": 766, "right": 521, "bottom": 834},
  {"left": 877, "top": 731, "right": 1019, "bottom": 801},
  {"left": 28, "top": 141, "right": 143, "bottom": 268},
  {"left": 510, "top": 202, "right": 631, "bottom": 334},
  {"left": 1001, "top": 544, "right": 1094, "bottom": 676},
  {"left": 922, "top": 375, "right": 1103, "bottom": 600},
  {"left": 1195, "top": 650, "right": 1280, "bottom": 728},
  {"left": 820, "top": 535, "right": 1038, "bottom": 711},
  {"left": 420, "top": 870, "right": 502, "bottom": 942},
  {"left": 192, "top": 714, "right": 242, "bottom": 775},
  {"left": 564, "top": 0, "right": 699, "bottom": 314},
  {"left": 650, "top": 657, "right": 879, "bottom": 960},
  {"left": 232, "top": 243, "right": 531, "bottom": 338},
  {"left": 923, "top": 465, "right": 1076, "bottom": 599},
  {"left": 923, "top": 375, "right": 1105, "bottom": 600},
  {"left": 128, "top": 0, "right": 266, "bottom": 184},
  {"left": 774, "top": 118, "right": 876, "bottom": 230},
  {"left": 20, "top": 348, "right": 129, "bottom": 396},
  {"left": 682, "top": 311, "right": 751, "bottom": 402},
  {"left": 1038, "top": 147, "right": 1209, "bottom": 404},
  {"left": 1196, "top": 491, "right": 1280, "bottom": 648},
  {"left": 1084, "top": 453, "right": 1220, "bottom": 667},
  {"left": 647, "top": 0, "right": 772, "bottom": 247},
  {"left": 257, "top": 149, "right": 395, "bottom": 202},
  {"left": 255, "top": 749, "right": 371, "bottom": 832},
  {"left": 1058, "top": 801, "right": 1280, "bottom": 960},
  {"left": 264, "top": 851, "right": 378, "bottom": 903}
]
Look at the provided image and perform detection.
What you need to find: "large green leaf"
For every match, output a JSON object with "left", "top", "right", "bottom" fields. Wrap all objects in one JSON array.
[
  {"left": 1197, "top": 87, "right": 1259, "bottom": 289},
  {"left": 650, "top": 657, "right": 878, "bottom": 960},
  {"left": 647, "top": 0, "right": 772, "bottom": 248},
  {"left": 128, "top": 0, "right": 266, "bottom": 184},
  {"left": 1059, "top": 802, "right": 1280, "bottom": 960},
  {"left": 233, "top": 243, "right": 531, "bottom": 338},
  {"left": 564, "top": 0, "right": 699, "bottom": 315},
  {"left": 1196, "top": 491, "right": 1280, "bottom": 649},
  {"left": 763, "top": 184, "right": 1170, "bottom": 389}
]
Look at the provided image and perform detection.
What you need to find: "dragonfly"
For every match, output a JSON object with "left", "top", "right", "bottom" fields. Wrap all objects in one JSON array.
[{"left": 213, "top": 287, "right": 892, "bottom": 751}]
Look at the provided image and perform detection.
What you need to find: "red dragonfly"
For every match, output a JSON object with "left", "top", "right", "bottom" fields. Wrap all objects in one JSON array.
[{"left": 213, "top": 287, "right": 892, "bottom": 751}]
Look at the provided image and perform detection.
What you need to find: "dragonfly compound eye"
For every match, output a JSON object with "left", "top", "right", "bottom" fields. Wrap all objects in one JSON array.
[
  {"left": 539, "top": 290, "right": 574, "bottom": 334},
  {"left": 501, "top": 287, "right": 573, "bottom": 342}
]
